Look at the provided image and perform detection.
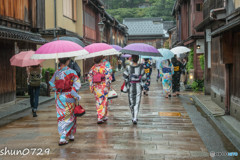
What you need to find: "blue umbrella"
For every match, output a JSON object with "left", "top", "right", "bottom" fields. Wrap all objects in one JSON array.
[
  {"left": 157, "top": 48, "right": 174, "bottom": 60},
  {"left": 142, "top": 48, "right": 174, "bottom": 61}
]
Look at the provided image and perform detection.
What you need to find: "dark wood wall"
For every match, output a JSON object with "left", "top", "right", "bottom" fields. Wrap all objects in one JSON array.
[
  {"left": 233, "top": 32, "right": 240, "bottom": 97},
  {"left": 0, "top": 40, "right": 16, "bottom": 104},
  {"left": 211, "top": 36, "right": 225, "bottom": 91}
]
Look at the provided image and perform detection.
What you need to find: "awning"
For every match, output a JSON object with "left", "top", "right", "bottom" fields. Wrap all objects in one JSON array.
[
  {"left": 195, "top": 17, "right": 212, "bottom": 32},
  {"left": 0, "top": 25, "right": 47, "bottom": 44},
  {"left": 211, "top": 18, "right": 240, "bottom": 36}
]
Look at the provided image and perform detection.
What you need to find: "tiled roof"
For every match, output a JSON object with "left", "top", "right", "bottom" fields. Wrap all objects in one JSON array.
[
  {"left": 123, "top": 17, "right": 174, "bottom": 37},
  {"left": 0, "top": 25, "right": 47, "bottom": 44}
]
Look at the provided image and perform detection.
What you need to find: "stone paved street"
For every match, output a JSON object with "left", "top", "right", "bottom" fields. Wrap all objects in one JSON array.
[{"left": 0, "top": 72, "right": 212, "bottom": 160}]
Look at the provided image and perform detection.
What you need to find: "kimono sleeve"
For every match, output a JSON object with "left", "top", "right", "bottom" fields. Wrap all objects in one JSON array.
[
  {"left": 140, "top": 65, "right": 147, "bottom": 82},
  {"left": 70, "top": 71, "right": 81, "bottom": 100},
  {"left": 105, "top": 64, "right": 112, "bottom": 86},
  {"left": 159, "top": 62, "right": 163, "bottom": 77},
  {"left": 170, "top": 63, "right": 175, "bottom": 75},
  {"left": 49, "top": 71, "right": 57, "bottom": 91},
  {"left": 123, "top": 66, "right": 130, "bottom": 84},
  {"left": 88, "top": 66, "right": 94, "bottom": 92}
]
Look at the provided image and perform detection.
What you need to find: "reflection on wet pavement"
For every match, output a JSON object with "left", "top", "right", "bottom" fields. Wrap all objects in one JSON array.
[{"left": 0, "top": 71, "right": 211, "bottom": 160}]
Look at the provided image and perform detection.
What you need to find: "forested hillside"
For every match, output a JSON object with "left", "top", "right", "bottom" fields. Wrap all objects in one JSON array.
[{"left": 103, "top": 0, "right": 175, "bottom": 23}]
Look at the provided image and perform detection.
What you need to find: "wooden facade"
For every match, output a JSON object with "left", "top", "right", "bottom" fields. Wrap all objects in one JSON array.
[
  {"left": 0, "top": 0, "right": 46, "bottom": 105},
  {"left": 172, "top": 0, "right": 204, "bottom": 80},
  {"left": 196, "top": 0, "right": 240, "bottom": 120}
]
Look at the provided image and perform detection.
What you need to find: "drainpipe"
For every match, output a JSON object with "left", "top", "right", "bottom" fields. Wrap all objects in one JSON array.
[
  {"left": 54, "top": 0, "right": 57, "bottom": 37},
  {"left": 210, "top": 0, "right": 227, "bottom": 20}
]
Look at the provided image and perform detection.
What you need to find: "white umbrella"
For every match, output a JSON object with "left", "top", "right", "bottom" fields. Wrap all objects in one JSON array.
[{"left": 170, "top": 46, "right": 191, "bottom": 57}]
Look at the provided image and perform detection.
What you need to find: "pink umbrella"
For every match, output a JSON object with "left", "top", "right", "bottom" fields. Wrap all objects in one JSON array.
[
  {"left": 10, "top": 51, "right": 44, "bottom": 67},
  {"left": 75, "top": 43, "right": 120, "bottom": 60},
  {"left": 31, "top": 40, "right": 89, "bottom": 60}
]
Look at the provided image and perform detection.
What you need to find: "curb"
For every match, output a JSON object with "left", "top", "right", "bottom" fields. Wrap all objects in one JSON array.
[
  {"left": 191, "top": 95, "right": 240, "bottom": 152},
  {"left": 0, "top": 96, "right": 54, "bottom": 127}
]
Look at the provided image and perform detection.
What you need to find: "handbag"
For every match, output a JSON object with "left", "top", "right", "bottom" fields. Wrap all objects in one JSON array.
[
  {"left": 108, "top": 88, "right": 118, "bottom": 99},
  {"left": 121, "top": 81, "right": 128, "bottom": 93},
  {"left": 74, "top": 103, "right": 86, "bottom": 117}
]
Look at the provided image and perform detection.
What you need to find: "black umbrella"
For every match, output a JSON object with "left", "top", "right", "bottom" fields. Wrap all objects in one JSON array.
[{"left": 52, "top": 36, "right": 85, "bottom": 47}]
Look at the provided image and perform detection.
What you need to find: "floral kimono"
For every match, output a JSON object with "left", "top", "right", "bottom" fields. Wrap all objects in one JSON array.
[
  {"left": 49, "top": 66, "right": 81, "bottom": 140},
  {"left": 143, "top": 60, "right": 152, "bottom": 92},
  {"left": 160, "top": 60, "right": 174, "bottom": 94},
  {"left": 88, "top": 61, "right": 112, "bottom": 121}
]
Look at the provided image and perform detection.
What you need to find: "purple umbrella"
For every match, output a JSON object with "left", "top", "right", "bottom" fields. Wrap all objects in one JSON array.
[
  {"left": 111, "top": 45, "right": 122, "bottom": 51},
  {"left": 120, "top": 43, "right": 162, "bottom": 57}
]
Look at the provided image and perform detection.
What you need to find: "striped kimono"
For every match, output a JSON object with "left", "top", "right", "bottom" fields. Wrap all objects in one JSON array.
[
  {"left": 123, "top": 64, "right": 146, "bottom": 121},
  {"left": 49, "top": 66, "right": 81, "bottom": 140},
  {"left": 88, "top": 61, "right": 112, "bottom": 121}
]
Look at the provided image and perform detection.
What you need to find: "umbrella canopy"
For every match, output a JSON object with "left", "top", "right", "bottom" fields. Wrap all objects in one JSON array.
[
  {"left": 75, "top": 43, "right": 120, "bottom": 60},
  {"left": 120, "top": 43, "right": 162, "bottom": 57},
  {"left": 52, "top": 36, "right": 85, "bottom": 47},
  {"left": 31, "top": 40, "right": 88, "bottom": 60},
  {"left": 111, "top": 45, "right": 122, "bottom": 51},
  {"left": 121, "top": 54, "right": 132, "bottom": 58},
  {"left": 170, "top": 46, "right": 190, "bottom": 57},
  {"left": 10, "top": 51, "right": 44, "bottom": 67}
]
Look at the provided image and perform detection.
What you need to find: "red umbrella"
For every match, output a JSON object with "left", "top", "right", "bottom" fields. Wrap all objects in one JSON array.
[{"left": 10, "top": 51, "right": 44, "bottom": 67}]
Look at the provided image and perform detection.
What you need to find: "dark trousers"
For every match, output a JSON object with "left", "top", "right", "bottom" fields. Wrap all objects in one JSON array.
[
  {"left": 172, "top": 74, "right": 181, "bottom": 93},
  {"left": 29, "top": 86, "right": 40, "bottom": 111}
]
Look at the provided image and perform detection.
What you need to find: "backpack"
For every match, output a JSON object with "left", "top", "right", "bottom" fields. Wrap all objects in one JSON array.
[{"left": 29, "top": 67, "right": 41, "bottom": 87}]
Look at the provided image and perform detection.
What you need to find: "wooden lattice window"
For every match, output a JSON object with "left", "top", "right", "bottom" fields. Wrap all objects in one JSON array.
[{"left": 63, "top": 0, "right": 76, "bottom": 21}]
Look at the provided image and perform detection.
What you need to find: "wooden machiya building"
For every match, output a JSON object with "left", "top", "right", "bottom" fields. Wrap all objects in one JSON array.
[
  {"left": 82, "top": 0, "right": 128, "bottom": 75},
  {"left": 196, "top": 0, "right": 240, "bottom": 120},
  {"left": 0, "top": 0, "right": 46, "bottom": 105},
  {"left": 172, "top": 0, "right": 204, "bottom": 80}
]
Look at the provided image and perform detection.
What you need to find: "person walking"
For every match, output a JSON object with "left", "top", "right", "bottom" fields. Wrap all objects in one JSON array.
[
  {"left": 68, "top": 59, "right": 81, "bottom": 78},
  {"left": 159, "top": 59, "right": 174, "bottom": 98},
  {"left": 171, "top": 56, "right": 183, "bottom": 96},
  {"left": 49, "top": 57, "right": 81, "bottom": 146},
  {"left": 88, "top": 56, "right": 112, "bottom": 124},
  {"left": 123, "top": 55, "right": 146, "bottom": 124},
  {"left": 118, "top": 58, "right": 122, "bottom": 71},
  {"left": 156, "top": 59, "right": 161, "bottom": 82},
  {"left": 27, "top": 64, "right": 42, "bottom": 117},
  {"left": 143, "top": 58, "right": 152, "bottom": 96}
]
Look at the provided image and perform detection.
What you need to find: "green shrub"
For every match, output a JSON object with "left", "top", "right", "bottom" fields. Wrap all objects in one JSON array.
[
  {"left": 191, "top": 79, "right": 204, "bottom": 92},
  {"left": 42, "top": 68, "right": 55, "bottom": 82},
  {"left": 186, "top": 48, "right": 194, "bottom": 72},
  {"left": 199, "top": 55, "right": 205, "bottom": 71}
]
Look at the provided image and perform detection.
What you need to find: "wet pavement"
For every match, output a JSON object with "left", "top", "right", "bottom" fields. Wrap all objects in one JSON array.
[{"left": 0, "top": 70, "right": 238, "bottom": 160}]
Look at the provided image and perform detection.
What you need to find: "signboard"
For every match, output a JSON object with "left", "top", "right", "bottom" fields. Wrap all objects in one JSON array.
[{"left": 206, "top": 29, "right": 211, "bottom": 42}]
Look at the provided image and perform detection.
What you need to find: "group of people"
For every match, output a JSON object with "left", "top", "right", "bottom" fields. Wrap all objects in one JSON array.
[
  {"left": 41, "top": 53, "right": 186, "bottom": 146},
  {"left": 157, "top": 56, "right": 186, "bottom": 98}
]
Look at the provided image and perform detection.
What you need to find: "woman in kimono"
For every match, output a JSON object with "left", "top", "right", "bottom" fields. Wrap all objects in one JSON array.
[
  {"left": 49, "top": 57, "right": 81, "bottom": 146},
  {"left": 160, "top": 59, "right": 174, "bottom": 98},
  {"left": 88, "top": 56, "right": 112, "bottom": 124},
  {"left": 143, "top": 59, "right": 152, "bottom": 96},
  {"left": 171, "top": 56, "right": 183, "bottom": 96},
  {"left": 123, "top": 55, "right": 146, "bottom": 124}
]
